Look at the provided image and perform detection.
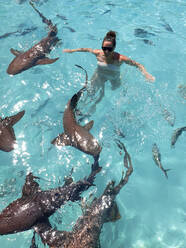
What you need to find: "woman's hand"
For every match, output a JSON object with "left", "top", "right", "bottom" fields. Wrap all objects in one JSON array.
[
  {"left": 144, "top": 72, "right": 155, "bottom": 82},
  {"left": 139, "top": 64, "right": 155, "bottom": 82}
]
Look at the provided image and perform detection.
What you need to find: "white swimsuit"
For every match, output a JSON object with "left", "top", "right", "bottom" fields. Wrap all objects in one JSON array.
[
  {"left": 97, "top": 61, "right": 120, "bottom": 73},
  {"left": 84, "top": 61, "right": 122, "bottom": 110}
]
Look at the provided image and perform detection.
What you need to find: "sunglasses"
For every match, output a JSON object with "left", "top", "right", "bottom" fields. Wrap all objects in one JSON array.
[{"left": 102, "top": 46, "right": 114, "bottom": 52}]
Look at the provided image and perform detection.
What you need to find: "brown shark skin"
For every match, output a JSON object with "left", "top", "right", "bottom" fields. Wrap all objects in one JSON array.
[
  {"left": 64, "top": 99, "right": 101, "bottom": 157},
  {"left": 7, "top": 2, "right": 59, "bottom": 75},
  {"left": 52, "top": 87, "right": 102, "bottom": 163},
  {"left": 0, "top": 165, "right": 101, "bottom": 236},
  {"left": 34, "top": 142, "right": 133, "bottom": 248},
  {"left": 6, "top": 27, "right": 59, "bottom": 75},
  {"left": 0, "top": 110, "right": 25, "bottom": 152}
]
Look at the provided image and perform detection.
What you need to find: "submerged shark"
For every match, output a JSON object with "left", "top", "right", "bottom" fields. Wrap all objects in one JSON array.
[
  {"left": 0, "top": 164, "right": 101, "bottom": 236},
  {"left": 51, "top": 66, "right": 102, "bottom": 166},
  {"left": 152, "top": 143, "right": 170, "bottom": 179},
  {"left": 171, "top": 126, "right": 186, "bottom": 148},
  {"left": 31, "top": 141, "right": 133, "bottom": 248},
  {"left": 0, "top": 110, "right": 25, "bottom": 152},
  {"left": 7, "top": 1, "right": 59, "bottom": 75}
]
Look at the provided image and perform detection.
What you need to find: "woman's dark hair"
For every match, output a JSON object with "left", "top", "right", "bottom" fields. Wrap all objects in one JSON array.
[{"left": 102, "top": 30, "right": 116, "bottom": 48}]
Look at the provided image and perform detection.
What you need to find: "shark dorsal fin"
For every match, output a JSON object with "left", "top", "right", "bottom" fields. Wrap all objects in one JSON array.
[
  {"left": 22, "top": 173, "right": 41, "bottom": 197},
  {"left": 83, "top": 120, "right": 94, "bottom": 131},
  {"left": 10, "top": 48, "right": 23, "bottom": 57},
  {"left": 105, "top": 201, "right": 121, "bottom": 223}
]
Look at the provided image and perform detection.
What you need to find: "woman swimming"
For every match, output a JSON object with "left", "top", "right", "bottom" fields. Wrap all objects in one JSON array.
[{"left": 63, "top": 31, "right": 155, "bottom": 108}]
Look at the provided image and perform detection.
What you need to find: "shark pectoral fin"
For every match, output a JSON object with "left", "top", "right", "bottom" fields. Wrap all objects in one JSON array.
[
  {"left": 105, "top": 201, "right": 121, "bottom": 223},
  {"left": 33, "top": 218, "right": 52, "bottom": 246},
  {"left": 9, "top": 110, "right": 25, "bottom": 126},
  {"left": 83, "top": 120, "right": 94, "bottom": 131},
  {"left": 36, "top": 57, "right": 59, "bottom": 65},
  {"left": 51, "top": 133, "right": 71, "bottom": 146},
  {"left": 10, "top": 48, "right": 23, "bottom": 56}
]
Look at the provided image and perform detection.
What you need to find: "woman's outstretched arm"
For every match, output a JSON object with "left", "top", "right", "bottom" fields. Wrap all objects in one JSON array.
[
  {"left": 63, "top": 48, "right": 96, "bottom": 54},
  {"left": 120, "top": 54, "right": 155, "bottom": 82}
]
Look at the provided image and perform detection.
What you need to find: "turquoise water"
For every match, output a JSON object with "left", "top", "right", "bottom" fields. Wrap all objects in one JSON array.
[{"left": 0, "top": 0, "right": 186, "bottom": 247}]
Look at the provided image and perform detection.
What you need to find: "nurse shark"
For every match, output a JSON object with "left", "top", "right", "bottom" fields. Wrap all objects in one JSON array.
[
  {"left": 7, "top": 1, "right": 59, "bottom": 75},
  {"left": 32, "top": 141, "right": 133, "bottom": 248},
  {"left": 0, "top": 164, "right": 101, "bottom": 235},
  {"left": 0, "top": 110, "right": 25, "bottom": 152},
  {"left": 51, "top": 66, "right": 102, "bottom": 167}
]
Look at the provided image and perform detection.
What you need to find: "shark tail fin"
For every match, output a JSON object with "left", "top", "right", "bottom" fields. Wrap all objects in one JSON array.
[
  {"left": 29, "top": 1, "right": 53, "bottom": 27},
  {"left": 75, "top": 64, "right": 88, "bottom": 87},
  {"left": 164, "top": 168, "right": 171, "bottom": 179},
  {"left": 70, "top": 87, "right": 86, "bottom": 110},
  {"left": 70, "top": 65, "right": 88, "bottom": 110},
  {"left": 105, "top": 201, "right": 121, "bottom": 223}
]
